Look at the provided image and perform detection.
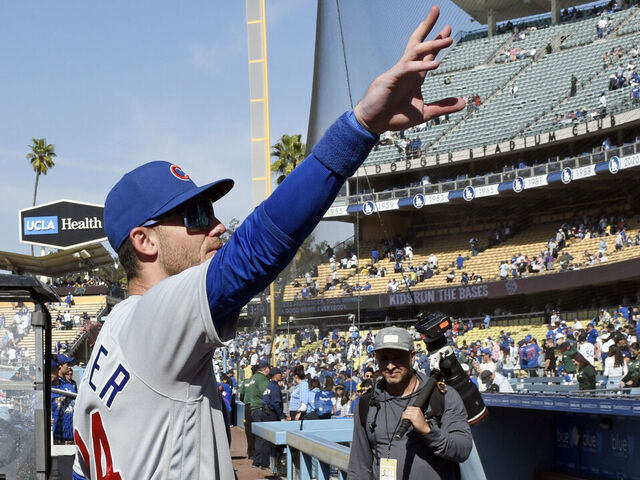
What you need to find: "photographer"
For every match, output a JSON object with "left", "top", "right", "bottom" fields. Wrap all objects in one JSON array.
[{"left": 348, "top": 327, "right": 472, "bottom": 480}]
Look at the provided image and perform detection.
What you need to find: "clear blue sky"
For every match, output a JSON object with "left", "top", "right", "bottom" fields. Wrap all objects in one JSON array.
[{"left": 0, "top": 1, "right": 474, "bottom": 257}]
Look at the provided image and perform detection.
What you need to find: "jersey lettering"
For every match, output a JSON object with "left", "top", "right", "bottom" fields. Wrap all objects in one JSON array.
[
  {"left": 74, "top": 429, "right": 91, "bottom": 477},
  {"left": 91, "top": 411, "right": 122, "bottom": 480},
  {"left": 99, "top": 364, "right": 131, "bottom": 409},
  {"left": 89, "top": 346, "right": 109, "bottom": 392}
]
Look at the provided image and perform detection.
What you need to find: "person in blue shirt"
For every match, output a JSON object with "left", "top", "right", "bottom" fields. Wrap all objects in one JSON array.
[
  {"left": 456, "top": 254, "right": 465, "bottom": 269},
  {"left": 371, "top": 248, "right": 379, "bottom": 264},
  {"left": 305, "top": 378, "right": 322, "bottom": 419},
  {"left": 343, "top": 369, "right": 358, "bottom": 394},
  {"left": 219, "top": 374, "right": 233, "bottom": 413},
  {"left": 289, "top": 365, "right": 310, "bottom": 420},
  {"left": 54, "top": 354, "right": 76, "bottom": 443},
  {"left": 262, "top": 368, "right": 285, "bottom": 421},
  {"left": 522, "top": 336, "right": 541, "bottom": 376}
]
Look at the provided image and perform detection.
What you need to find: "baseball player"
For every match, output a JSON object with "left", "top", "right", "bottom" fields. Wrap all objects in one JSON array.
[{"left": 72, "top": 6, "right": 463, "bottom": 479}]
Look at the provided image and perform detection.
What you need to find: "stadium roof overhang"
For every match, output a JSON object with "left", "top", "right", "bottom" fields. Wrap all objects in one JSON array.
[
  {"left": 452, "top": 0, "right": 594, "bottom": 24},
  {"left": 0, "top": 243, "right": 114, "bottom": 277}
]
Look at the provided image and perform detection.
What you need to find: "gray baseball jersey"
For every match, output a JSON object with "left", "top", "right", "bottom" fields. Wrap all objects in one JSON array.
[{"left": 72, "top": 259, "right": 236, "bottom": 479}]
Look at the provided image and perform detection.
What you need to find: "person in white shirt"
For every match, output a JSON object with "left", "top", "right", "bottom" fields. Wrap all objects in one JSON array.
[
  {"left": 428, "top": 253, "right": 438, "bottom": 268},
  {"left": 579, "top": 334, "right": 595, "bottom": 366},
  {"left": 604, "top": 345, "right": 628, "bottom": 389},
  {"left": 404, "top": 244, "right": 413, "bottom": 261},
  {"left": 480, "top": 370, "right": 514, "bottom": 393}
]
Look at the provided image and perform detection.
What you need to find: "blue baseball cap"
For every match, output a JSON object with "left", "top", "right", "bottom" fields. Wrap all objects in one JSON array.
[
  {"left": 104, "top": 161, "right": 234, "bottom": 251},
  {"left": 56, "top": 353, "right": 75, "bottom": 365},
  {"left": 481, "top": 348, "right": 491, "bottom": 355},
  {"left": 524, "top": 335, "right": 532, "bottom": 342}
]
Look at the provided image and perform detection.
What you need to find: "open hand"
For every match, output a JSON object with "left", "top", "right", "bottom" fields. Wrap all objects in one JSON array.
[{"left": 354, "top": 6, "right": 465, "bottom": 134}]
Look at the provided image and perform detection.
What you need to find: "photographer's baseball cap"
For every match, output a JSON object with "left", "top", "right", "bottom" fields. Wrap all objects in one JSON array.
[
  {"left": 374, "top": 327, "right": 414, "bottom": 352},
  {"left": 269, "top": 367, "right": 282, "bottom": 377},
  {"left": 105, "top": 161, "right": 234, "bottom": 252}
]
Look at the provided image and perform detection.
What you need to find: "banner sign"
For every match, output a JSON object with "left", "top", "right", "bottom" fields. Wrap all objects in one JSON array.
[{"left": 19, "top": 200, "right": 106, "bottom": 249}]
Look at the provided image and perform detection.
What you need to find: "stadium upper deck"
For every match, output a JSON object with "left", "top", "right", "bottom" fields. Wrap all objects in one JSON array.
[{"left": 359, "top": 5, "right": 640, "bottom": 169}]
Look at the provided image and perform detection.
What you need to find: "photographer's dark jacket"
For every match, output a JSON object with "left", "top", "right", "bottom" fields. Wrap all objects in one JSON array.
[{"left": 347, "top": 372, "right": 472, "bottom": 480}]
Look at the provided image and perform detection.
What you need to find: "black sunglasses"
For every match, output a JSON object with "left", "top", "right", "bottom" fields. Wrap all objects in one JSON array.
[{"left": 143, "top": 199, "right": 215, "bottom": 230}]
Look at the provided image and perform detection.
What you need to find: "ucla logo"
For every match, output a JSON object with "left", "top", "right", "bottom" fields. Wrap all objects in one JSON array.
[
  {"left": 413, "top": 194, "right": 425, "bottom": 209},
  {"left": 362, "top": 201, "right": 375, "bottom": 215},
  {"left": 513, "top": 177, "right": 524, "bottom": 193},
  {"left": 608, "top": 156, "right": 620, "bottom": 174},
  {"left": 462, "top": 186, "right": 475, "bottom": 202},
  {"left": 561, "top": 167, "right": 573, "bottom": 184},
  {"left": 24, "top": 216, "right": 58, "bottom": 235},
  {"left": 170, "top": 164, "right": 190, "bottom": 181}
]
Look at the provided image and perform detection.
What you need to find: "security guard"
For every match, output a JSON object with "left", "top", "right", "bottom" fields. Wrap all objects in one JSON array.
[{"left": 256, "top": 367, "right": 287, "bottom": 471}]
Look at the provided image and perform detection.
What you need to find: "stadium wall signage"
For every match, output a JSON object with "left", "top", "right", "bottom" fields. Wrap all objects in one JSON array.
[
  {"left": 273, "top": 257, "right": 640, "bottom": 317},
  {"left": 354, "top": 112, "right": 623, "bottom": 178},
  {"left": 19, "top": 200, "right": 106, "bottom": 249},
  {"left": 329, "top": 137, "right": 640, "bottom": 219},
  {"left": 386, "top": 284, "right": 490, "bottom": 306}
]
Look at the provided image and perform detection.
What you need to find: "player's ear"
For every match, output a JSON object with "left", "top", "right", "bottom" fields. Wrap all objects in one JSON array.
[{"left": 129, "top": 226, "right": 159, "bottom": 258}]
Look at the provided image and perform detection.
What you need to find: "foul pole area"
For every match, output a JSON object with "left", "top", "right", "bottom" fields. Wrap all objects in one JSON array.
[{"left": 245, "top": 0, "right": 277, "bottom": 362}]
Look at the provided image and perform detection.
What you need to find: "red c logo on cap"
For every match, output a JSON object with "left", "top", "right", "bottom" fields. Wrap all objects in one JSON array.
[{"left": 170, "top": 165, "right": 190, "bottom": 181}]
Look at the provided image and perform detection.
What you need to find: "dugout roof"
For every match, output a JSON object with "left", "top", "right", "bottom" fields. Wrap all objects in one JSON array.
[
  {"left": 452, "top": 0, "right": 595, "bottom": 24},
  {"left": 0, "top": 243, "right": 114, "bottom": 277}
]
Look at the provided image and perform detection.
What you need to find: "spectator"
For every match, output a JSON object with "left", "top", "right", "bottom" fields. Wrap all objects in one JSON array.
[
  {"left": 620, "top": 342, "right": 640, "bottom": 388},
  {"left": 333, "top": 384, "right": 350, "bottom": 416},
  {"left": 572, "top": 352, "right": 596, "bottom": 390},
  {"left": 499, "top": 261, "right": 509, "bottom": 280},
  {"left": 289, "top": 365, "right": 310, "bottom": 420},
  {"left": 569, "top": 74, "right": 577, "bottom": 97},
  {"left": 604, "top": 345, "right": 628, "bottom": 389},
  {"left": 479, "top": 370, "right": 513, "bottom": 393},
  {"left": 543, "top": 338, "right": 556, "bottom": 376},
  {"left": 456, "top": 254, "right": 465, "bottom": 270}
]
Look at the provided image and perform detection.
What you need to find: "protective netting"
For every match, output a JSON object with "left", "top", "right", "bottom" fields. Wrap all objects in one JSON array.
[{"left": 306, "top": 0, "right": 474, "bottom": 153}]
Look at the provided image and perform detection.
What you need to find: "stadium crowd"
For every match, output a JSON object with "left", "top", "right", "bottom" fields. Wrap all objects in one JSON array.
[
  {"left": 497, "top": 213, "right": 640, "bottom": 279},
  {"left": 0, "top": 306, "right": 32, "bottom": 367},
  {"left": 214, "top": 302, "right": 640, "bottom": 416}
]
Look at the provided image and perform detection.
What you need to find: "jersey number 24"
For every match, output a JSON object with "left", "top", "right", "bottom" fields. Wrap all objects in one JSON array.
[{"left": 74, "top": 411, "right": 122, "bottom": 480}]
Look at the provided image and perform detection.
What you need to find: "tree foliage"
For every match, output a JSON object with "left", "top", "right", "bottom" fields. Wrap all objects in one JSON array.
[{"left": 271, "top": 134, "right": 305, "bottom": 185}]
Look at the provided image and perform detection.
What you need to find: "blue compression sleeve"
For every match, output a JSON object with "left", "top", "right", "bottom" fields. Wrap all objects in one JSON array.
[
  {"left": 263, "top": 111, "right": 378, "bottom": 241},
  {"left": 206, "top": 112, "right": 377, "bottom": 328}
]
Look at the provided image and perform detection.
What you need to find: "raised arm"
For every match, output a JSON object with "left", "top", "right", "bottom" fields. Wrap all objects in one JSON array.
[{"left": 206, "top": 6, "right": 464, "bottom": 328}]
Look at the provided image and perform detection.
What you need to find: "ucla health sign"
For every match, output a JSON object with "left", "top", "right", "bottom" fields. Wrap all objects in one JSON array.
[{"left": 19, "top": 200, "right": 106, "bottom": 249}]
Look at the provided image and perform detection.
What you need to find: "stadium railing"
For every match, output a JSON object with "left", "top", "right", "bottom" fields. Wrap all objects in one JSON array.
[
  {"left": 347, "top": 139, "right": 628, "bottom": 204},
  {"left": 251, "top": 418, "right": 488, "bottom": 480}
]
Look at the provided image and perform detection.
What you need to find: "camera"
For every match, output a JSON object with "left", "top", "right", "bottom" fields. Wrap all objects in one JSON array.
[{"left": 416, "top": 311, "right": 487, "bottom": 425}]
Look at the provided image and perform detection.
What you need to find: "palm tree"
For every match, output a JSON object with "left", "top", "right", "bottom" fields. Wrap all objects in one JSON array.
[
  {"left": 27, "top": 138, "right": 57, "bottom": 207},
  {"left": 271, "top": 134, "right": 305, "bottom": 185},
  {"left": 26, "top": 138, "right": 56, "bottom": 255}
]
